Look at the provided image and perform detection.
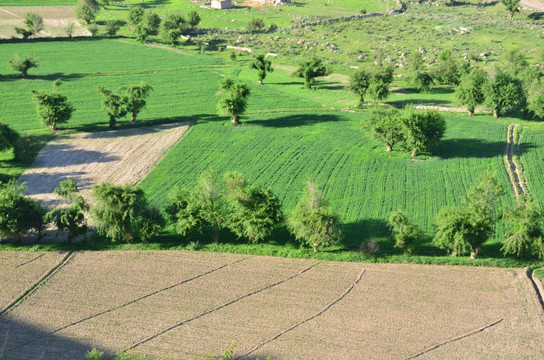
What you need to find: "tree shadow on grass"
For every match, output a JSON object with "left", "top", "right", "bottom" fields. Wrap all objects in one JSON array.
[
  {"left": 246, "top": 113, "right": 345, "bottom": 128},
  {"left": 386, "top": 99, "right": 452, "bottom": 107},
  {"left": 434, "top": 138, "right": 536, "bottom": 159},
  {"left": 1, "top": 73, "right": 86, "bottom": 82}
]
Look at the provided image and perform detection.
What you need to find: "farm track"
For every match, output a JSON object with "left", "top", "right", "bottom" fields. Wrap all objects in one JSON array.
[
  {"left": 0, "top": 251, "right": 74, "bottom": 317},
  {"left": 5, "top": 256, "right": 250, "bottom": 353},
  {"left": 504, "top": 123, "right": 526, "bottom": 196},
  {"left": 125, "top": 262, "right": 320, "bottom": 351},
  {"left": 235, "top": 268, "right": 366, "bottom": 359}
]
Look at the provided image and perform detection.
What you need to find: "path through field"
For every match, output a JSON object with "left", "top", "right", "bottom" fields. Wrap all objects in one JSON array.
[
  {"left": 504, "top": 123, "right": 527, "bottom": 196},
  {"left": 18, "top": 123, "right": 190, "bottom": 207},
  {"left": 0, "top": 251, "right": 543, "bottom": 359}
]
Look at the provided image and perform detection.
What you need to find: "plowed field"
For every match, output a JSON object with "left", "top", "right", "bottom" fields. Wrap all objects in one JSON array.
[{"left": 0, "top": 251, "right": 542, "bottom": 359}]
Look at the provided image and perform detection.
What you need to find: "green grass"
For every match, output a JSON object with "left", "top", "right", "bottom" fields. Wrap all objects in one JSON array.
[
  {"left": 534, "top": 268, "right": 544, "bottom": 279},
  {"left": 0, "top": 0, "right": 76, "bottom": 4}
]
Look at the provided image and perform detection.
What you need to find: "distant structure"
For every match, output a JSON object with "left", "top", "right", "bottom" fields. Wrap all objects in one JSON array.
[
  {"left": 256, "top": 0, "right": 291, "bottom": 4},
  {"left": 211, "top": 0, "right": 233, "bottom": 9}
]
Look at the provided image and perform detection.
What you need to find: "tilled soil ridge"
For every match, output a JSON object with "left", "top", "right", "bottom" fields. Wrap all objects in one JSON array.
[{"left": 504, "top": 123, "right": 526, "bottom": 196}]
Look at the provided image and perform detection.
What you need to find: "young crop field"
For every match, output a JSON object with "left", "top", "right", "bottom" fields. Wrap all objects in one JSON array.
[{"left": 0, "top": 251, "right": 543, "bottom": 359}]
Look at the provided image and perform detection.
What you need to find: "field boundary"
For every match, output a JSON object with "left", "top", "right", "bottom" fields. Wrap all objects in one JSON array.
[
  {"left": 504, "top": 123, "right": 526, "bottom": 196},
  {"left": 402, "top": 318, "right": 504, "bottom": 359},
  {"left": 0, "top": 251, "right": 74, "bottom": 316},
  {"left": 4, "top": 256, "right": 250, "bottom": 354},
  {"left": 125, "top": 262, "right": 320, "bottom": 351},
  {"left": 235, "top": 268, "right": 366, "bottom": 359}
]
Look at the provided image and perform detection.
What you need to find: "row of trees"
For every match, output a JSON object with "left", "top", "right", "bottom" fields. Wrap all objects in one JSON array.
[
  {"left": 128, "top": 7, "right": 201, "bottom": 43},
  {"left": 3, "top": 172, "right": 542, "bottom": 259}
]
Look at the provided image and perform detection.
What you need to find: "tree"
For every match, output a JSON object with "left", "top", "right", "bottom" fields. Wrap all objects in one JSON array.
[
  {"left": 161, "top": 13, "right": 185, "bottom": 45},
  {"left": 503, "top": 48, "right": 527, "bottom": 76},
  {"left": 249, "top": 55, "right": 273, "bottom": 84},
  {"left": 91, "top": 182, "right": 164, "bottom": 242},
  {"left": 432, "top": 49, "right": 461, "bottom": 85},
  {"left": 105, "top": 20, "right": 120, "bottom": 36},
  {"left": 166, "top": 186, "right": 205, "bottom": 238},
  {"left": 187, "top": 10, "right": 201, "bottom": 29},
  {"left": 66, "top": 22, "right": 76, "bottom": 38},
  {"left": 293, "top": 58, "right": 331, "bottom": 90},
  {"left": 217, "top": 77, "right": 251, "bottom": 124},
  {"left": 363, "top": 106, "right": 403, "bottom": 152},
  {"left": 527, "top": 90, "right": 544, "bottom": 120},
  {"left": 288, "top": 179, "right": 341, "bottom": 252},
  {"left": 349, "top": 66, "right": 394, "bottom": 105},
  {"left": 501, "top": 0, "right": 520, "bottom": 19},
  {"left": 401, "top": 108, "right": 446, "bottom": 157},
  {"left": 32, "top": 80, "right": 75, "bottom": 131},
  {"left": 14, "top": 13, "right": 44, "bottom": 39},
  {"left": 97, "top": 0, "right": 109, "bottom": 8},
  {"left": 98, "top": 86, "right": 127, "bottom": 128},
  {"left": 412, "top": 71, "right": 434, "bottom": 92},
  {"left": 433, "top": 172, "right": 503, "bottom": 257},
  {"left": 502, "top": 196, "right": 544, "bottom": 259},
  {"left": 191, "top": 170, "right": 226, "bottom": 243},
  {"left": 224, "top": 171, "right": 283, "bottom": 243},
  {"left": 0, "top": 181, "right": 46, "bottom": 243},
  {"left": 119, "top": 82, "right": 153, "bottom": 123},
  {"left": 9, "top": 54, "right": 38, "bottom": 78},
  {"left": 455, "top": 67, "right": 488, "bottom": 116},
  {"left": 128, "top": 7, "right": 145, "bottom": 27},
  {"left": 388, "top": 211, "right": 421, "bottom": 254},
  {"left": 44, "top": 179, "right": 89, "bottom": 243},
  {"left": 76, "top": 3, "right": 98, "bottom": 24},
  {"left": 247, "top": 18, "right": 265, "bottom": 33},
  {"left": 0, "top": 123, "right": 20, "bottom": 157},
  {"left": 485, "top": 71, "right": 526, "bottom": 118},
  {"left": 144, "top": 12, "right": 161, "bottom": 35},
  {"left": 406, "top": 51, "right": 434, "bottom": 92}
]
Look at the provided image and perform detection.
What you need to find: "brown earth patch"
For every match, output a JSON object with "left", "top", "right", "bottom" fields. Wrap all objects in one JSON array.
[
  {"left": 0, "top": 252, "right": 543, "bottom": 359},
  {"left": 18, "top": 122, "right": 190, "bottom": 208}
]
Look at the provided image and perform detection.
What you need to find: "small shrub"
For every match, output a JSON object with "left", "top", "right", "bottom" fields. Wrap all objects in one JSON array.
[
  {"left": 359, "top": 238, "right": 380, "bottom": 256},
  {"left": 88, "top": 24, "right": 99, "bottom": 36},
  {"left": 186, "top": 240, "right": 202, "bottom": 251},
  {"left": 105, "top": 20, "right": 120, "bottom": 36},
  {"left": 85, "top": 348, "right": 105, "bottom": 360}
]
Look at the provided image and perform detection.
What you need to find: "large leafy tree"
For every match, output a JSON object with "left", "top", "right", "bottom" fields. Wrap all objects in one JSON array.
[
  {"left": 166, "top": 186, "right": 206, "bottom": 238},
  {"left": 187, "top": 11, "right": 201, "bottom": 29},
  {"left": 250, "top": 55, "right": 273, "bottom": 84},
  {"left": 224, "top": 171, "right": 283, "bottom": 243},
  {"left": 9, "top": 54, "right": 38, "bottom": 78},
  {"left": 433, "top": 172, "right": 503, "bottom": 257},
  {"left": 363, "top": 106, "right": 404, "bottom": 152},
  {"left": 44, "top": 179, "right": 89, "bottom": 243},
  {"left": 485, "top": 71, "right": 525, "bottom": 118},
  {"left": 98, "top": 86, "right": 127, "bottom": 128},
  {"left": 293, "top": 58, "right": 331, "bottom": 89},
  {"left": 91, "top": 182, "right": 164, "bottom": 242},
  {"left": 402, "top": 108, "right": 446, "bottom": 157},
  {"left": 217, "top": 77, "right": 251, "bottom": 124},
  {"left": 455, "top": 67, "right": 488, "bottom": 116},
  {"left": 0, "top": 181, "right": 46, "bottom": 243},
  {"left": 76, "top": 0, "right": 99, "bottom": 24},
  {"left": 119, "top": 82, "right": 153, "bottom": 123},
  {"left": 432, "top": 49, "right": 461, "bottom": 86},
  {"left": 32, "top": 80, "right": 75, "bottom": 132},
  {"left": 288, "top": 179, "right": 341, "bottom": 252},
  {"left": 502, "top": 196, "right": 544, "bottom": 259}
]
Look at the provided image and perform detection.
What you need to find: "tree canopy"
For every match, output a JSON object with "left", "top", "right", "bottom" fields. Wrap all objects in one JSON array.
[
  {"left": 217, "top": 77, "right": 251, "bottom": 124},
  {"left": 250, "top": 55, "right": 273, "bottom": 84},
  {"left": 293, "top": 58, "right": 331, "bottom": 89},
  {"left": 32, "top": 80, "right": 75, "bottom": 131}
]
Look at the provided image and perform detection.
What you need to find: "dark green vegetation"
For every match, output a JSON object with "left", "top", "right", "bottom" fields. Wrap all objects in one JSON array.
[{"left": 2, "top": 0, "right": 544, "bottom": 268}]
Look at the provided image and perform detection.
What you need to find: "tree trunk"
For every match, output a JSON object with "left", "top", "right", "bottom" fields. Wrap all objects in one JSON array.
[
  {"left": 508, "top": 10, "right": 513, "bottom": 20},
  {"left": 493, "top": 109, "right": 499, "bottom": 118},
  {"left": 231, "top": 115, "right": 240, "bottom": 124},
  {"left": 213, "top": 222, "right": 219, "bottom": 243},
  {"left": 468, "top": 109, "right": 474, "bottom": 116},
  {"left": 109, "top": 115, "right": 116, "bottom": 128},
  {"left": 385, "top": 143, "right": 392, "bottom": 152},
  {"left": 50, "top": 122, "right": 56, "bottom": 132},
  {"left": 22, "top": 69, "right": 27, "bottom": 78},
  {"left": 411, "top": 150, "right": 418, "bottom": 157},
  {"left": 131, "top": 112, "right": 136, "bottom": 123},
  {"left": 258, "top": 80, "right": 263, "bottom": 85}
]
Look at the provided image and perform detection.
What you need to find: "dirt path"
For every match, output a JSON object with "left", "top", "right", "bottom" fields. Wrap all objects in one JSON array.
[
  {"left": 521, "top": 0, "right": 544, "bottom": 11},
  {"left": 504, "top": 123, "right": 526, "bottom": 196},
  {"left": 18, "top": 122, "right": 190, "bottom": 208}
]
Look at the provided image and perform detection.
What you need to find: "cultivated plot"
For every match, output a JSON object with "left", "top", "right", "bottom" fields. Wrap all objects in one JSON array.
[
  {"left": 0, "top": 251, "right": 542, "bottom": 359},
  {"left": 18, "top": 122, "right": 190, "bottom": 207}
]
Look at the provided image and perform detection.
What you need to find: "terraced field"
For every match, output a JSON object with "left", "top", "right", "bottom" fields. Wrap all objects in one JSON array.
[{"left": 0, "top": 251, "right": 543, "bottom": 360}]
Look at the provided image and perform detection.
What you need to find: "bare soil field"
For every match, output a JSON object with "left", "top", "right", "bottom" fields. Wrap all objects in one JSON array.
[
  {"left": 0, "top": 251, "right": 66, "bottom": 311},
  {"left": 0, "top": 6, "right": 89, "bottom": 38},
  {"left": 0, "top": 251, "right": 543, "bottom": 360},
  {"left": 18, "top": 123, "right": 191, "bottom": 208}
]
